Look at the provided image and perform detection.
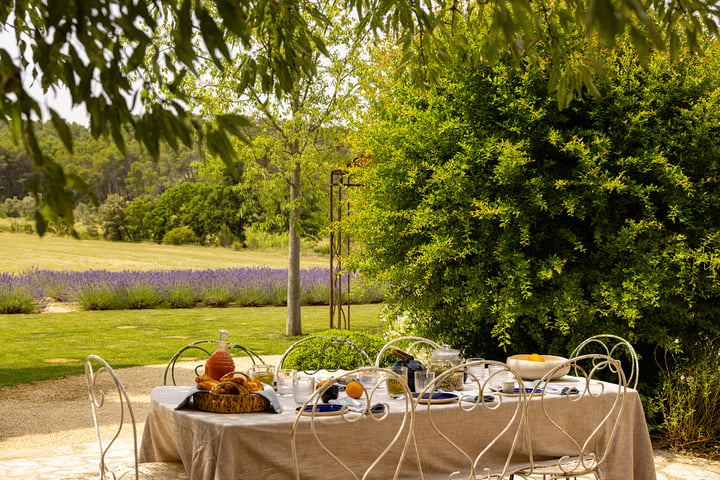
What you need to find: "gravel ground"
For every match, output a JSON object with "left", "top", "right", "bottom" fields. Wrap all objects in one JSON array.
[{"left": 0, "top": 356, "right": 281, "bottom": 456}]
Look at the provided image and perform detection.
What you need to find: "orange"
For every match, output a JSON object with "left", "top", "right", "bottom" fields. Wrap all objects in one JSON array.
[
  {"left": 316, "top": 380, "right": 328, "bottom": 390},
  {"left": 528, "top": 353, "right": 545, "bottom": 363},
  {"left": 345, "top": 381, "right": 364, "bottom": 399}
]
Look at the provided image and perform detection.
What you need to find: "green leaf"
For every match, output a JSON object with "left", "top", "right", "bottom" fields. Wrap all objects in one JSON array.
[{"left": 49, "top": 110, "right": 74, "bottom": 153}]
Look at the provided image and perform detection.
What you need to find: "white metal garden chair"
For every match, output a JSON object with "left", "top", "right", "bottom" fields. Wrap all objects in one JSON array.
[
  {"left": 85, "top": 355, "right": 189, "bottom": 480},
  {"left": 513, "top": 354, "right": 627, "bottom": 480},
  {"left": 570, "top": 334, "right": 639, "bottom": 389},
  {"left": 291, "top": 366, "right": 419, "bottom": 479},
  {"left": 416, "top": 359, "right": 528, "bottom": 480}
]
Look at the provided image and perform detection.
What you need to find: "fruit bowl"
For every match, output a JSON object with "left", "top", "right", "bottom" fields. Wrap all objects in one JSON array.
[{"left": 506, "top": 354, "right": 570, "bottom": 381}]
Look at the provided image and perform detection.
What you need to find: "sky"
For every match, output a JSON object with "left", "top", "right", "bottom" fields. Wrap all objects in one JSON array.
[{"left": 1, "top": 27, "right": 90, "bottom": 126}]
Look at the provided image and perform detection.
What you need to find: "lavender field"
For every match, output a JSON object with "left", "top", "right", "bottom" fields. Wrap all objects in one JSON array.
[{"left": 0, "top": 268, "right": 385, "bottom": 314}]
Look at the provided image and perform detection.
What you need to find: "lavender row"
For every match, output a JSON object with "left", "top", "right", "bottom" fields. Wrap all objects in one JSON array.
[{"left": 0, "top": 268, "right": 385, "bottom": 313}]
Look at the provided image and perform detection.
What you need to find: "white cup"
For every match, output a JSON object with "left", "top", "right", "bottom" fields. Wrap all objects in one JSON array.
[{"left": 501, "top": 380, "right": 516, "bottom": 393}]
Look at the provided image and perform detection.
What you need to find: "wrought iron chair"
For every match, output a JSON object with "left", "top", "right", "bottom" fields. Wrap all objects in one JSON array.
[
  {"left": 278, "top": 335, "right": 372, "bottom": 373},
  {"left": 374, "top": 335, "right": 441, "bottom": 367},
  {"left": 416, "top": 359, "right": 528, "bottom": 479},
  {"left": 570, "top": 334, "right": 639, "bottom": 389},
  {"left": 291, "top": 366, "right": 418, "bottom": 479},
  {"left": 163, "top": 340, "right": 264, "bottom": 385},
  {"left": 513, "top": 354, "right": 627, "bottom": 480},
  {"left": 85, "top": 355, "right": 189, "bottom": 480}
]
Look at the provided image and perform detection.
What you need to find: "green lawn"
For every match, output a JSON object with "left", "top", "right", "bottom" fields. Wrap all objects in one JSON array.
[
  {"left": 0, "top": 231, "right": 328, "bottom": 272},
  {"left": 0, "top": 304, "right": 384, "bottom": 387}
]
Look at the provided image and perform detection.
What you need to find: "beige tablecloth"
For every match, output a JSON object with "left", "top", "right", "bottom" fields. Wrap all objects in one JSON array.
[{"left": 139, "top": 380, "right": 656, "bottom": 480}]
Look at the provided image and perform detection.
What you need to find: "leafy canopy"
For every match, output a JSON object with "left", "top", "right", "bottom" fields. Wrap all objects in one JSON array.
[{"left": 1, "top": 0, "right": 718, "bottom": 234}]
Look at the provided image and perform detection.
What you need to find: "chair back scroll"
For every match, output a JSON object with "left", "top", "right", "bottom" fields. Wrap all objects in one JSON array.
[
  {"left": 416, "top": 360, "right": 527, "bottom": 480},
  {"left": 291, "top": 367, "right": 417, "bottom": 480},
  {"left": 163, "top": 341, "right": 264, "bottom": 385},
  {"left": 279, "top": 335, "right": 372, "bottom": 373},
  {"left": 374, "top": 336, "right": 441, "bottom": 367},
  {"left": 570, "top": 334, "right": 639, "bottom": 389}
]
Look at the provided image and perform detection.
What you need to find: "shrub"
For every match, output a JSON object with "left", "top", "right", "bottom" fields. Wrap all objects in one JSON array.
[
  {"left": 0, "top": 273, "right": 46, "bottom": 314},
  {"left": 217, "top": 224, "right": 236, "bottom": 247},
  {"left": 282, "top": 329, "right": 386, "bottom": 371},
  {"left": 348, "top": 39, "right": 720, "bottom": 375},
  {"left": 98, "top": 194, "right": 127, "bottom": 241},
  {"left": 123, "top": 281, "right": 162, "bottom": 309},
  {"left": 72, "top": 282, "right": 124, "bottom": 310},
  {"left": 650, "top": 339, "right": 720, "bottom": 452},
  {"left": 162, "top": 226, "right": 199, "bottom": 245}
]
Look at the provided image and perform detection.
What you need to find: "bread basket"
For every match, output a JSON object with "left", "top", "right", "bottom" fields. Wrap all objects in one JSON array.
[{"left": 193, "top": 372, "right": 271, "bottom": 413}]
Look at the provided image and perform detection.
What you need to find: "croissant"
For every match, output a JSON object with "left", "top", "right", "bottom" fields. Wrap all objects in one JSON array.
[
  {"left": 245, "top": 380, "right": 264, "bottom": 392},
  {"left": 195, "top": 374, "right": 216, "bottom": 384},
  {"left": 211, "top": 382, "right": 241, "bottom": 395}
]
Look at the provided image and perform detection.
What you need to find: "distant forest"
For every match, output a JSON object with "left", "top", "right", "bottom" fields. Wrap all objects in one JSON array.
[{"left": 0, "top": 121, "right": 332, "bottom": 246}]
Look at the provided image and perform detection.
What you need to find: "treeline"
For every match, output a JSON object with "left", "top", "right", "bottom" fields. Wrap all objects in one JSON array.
[
  {"left": 0, "top": 122, "right": 330, "bottom": 245},
  {"left": 0, "top": 121, "right": 199, "bottom": 202}
]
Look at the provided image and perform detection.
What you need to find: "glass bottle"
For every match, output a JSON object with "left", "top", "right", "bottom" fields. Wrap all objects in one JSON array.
[
  {"left": 204, "top": 329, "right": 235, "bottom": 380},
  {"left": 389, "top": 348, "right": 425, "bottom": 392}
]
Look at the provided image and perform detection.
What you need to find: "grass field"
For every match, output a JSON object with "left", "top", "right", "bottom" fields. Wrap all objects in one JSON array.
[
  {"left": 0, "top": 231, "right": 329, "bottom": 272},
  {"left": 0, "top": 303, "right": 384, "bottom": 387},
  {"left": 0, "top": 231, "right": 384, "bottom": 386}
]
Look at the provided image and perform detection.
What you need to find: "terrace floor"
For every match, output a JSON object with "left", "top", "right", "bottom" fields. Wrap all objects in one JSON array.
[{"left": 1, "top": 359, "right": 719, "bottom": 480}]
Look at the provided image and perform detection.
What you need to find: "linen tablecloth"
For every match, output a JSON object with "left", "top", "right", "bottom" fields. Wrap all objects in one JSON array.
[{"left": 139, "top": 380, "right": 656, "bottom": 480}]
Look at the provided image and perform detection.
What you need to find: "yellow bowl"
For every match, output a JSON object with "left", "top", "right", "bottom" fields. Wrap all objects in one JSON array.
[{"left": 506, "top": 354, "right": 570, "bottom": 381}]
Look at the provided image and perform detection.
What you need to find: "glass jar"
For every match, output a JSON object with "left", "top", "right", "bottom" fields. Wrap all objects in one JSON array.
[{"left": 429, "top": 345, "right": 464, "bottom": 391}]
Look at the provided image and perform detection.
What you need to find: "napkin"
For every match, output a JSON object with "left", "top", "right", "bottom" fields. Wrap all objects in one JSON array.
[
  {"left": 328, "top": 397, "right": 385, "bottom": 414},
  {"left": 256, "top": 384, "right": 283, "bottom": 413},
  {"left": 542, "top": 385, "right": 579, "bottom": 395},
  {"left": 175, "top": 386, "right": 200, "bottom": 410},
  {"left": 459, "top": 394, "right": 497, "bottom": 403}
]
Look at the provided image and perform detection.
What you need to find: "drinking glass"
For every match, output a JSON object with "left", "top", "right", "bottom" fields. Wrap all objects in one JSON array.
[
  {"left": 293, "top": 372, "right": 315, "bottom": 404},
  {"left": 487, "top": 364, "right": 504, "bottom": 382},
  {"left": 359, "top": 370, "right": 379, "bottom": 391},
  {"left": 414, "top": 370, "right": 435, "bottom": 393},
  {"left": 250, "top": 364, "right": 275, "bottom": 387},
  {"left": 386, "top": 366, "right": 408, "bottom": 399},
  {"left": 465, "top": 358, "right": 486, "bottom": 383},
  {"left": 276, "top": 368, "right": 296, "bottom": 397}
]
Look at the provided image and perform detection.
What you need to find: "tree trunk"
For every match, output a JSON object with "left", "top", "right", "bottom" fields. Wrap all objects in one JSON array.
[{"left": 286, "top": 158, "right": 302, "bottom": 336}]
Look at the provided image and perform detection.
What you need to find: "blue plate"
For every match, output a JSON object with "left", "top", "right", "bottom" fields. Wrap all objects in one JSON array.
[
  {"left": 412, "top": 392, "right": 459, "bottom": 404},
  {"left": 296, "top": 404, "right": 345, "bottom": 416}
]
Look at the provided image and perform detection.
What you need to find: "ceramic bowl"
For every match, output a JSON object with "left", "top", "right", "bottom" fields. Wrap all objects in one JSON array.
[{"left": 506, "top": 354, "right": 570, "bottom": 380}]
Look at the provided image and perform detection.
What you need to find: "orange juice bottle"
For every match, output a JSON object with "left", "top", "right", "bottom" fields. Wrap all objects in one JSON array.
[{"left": 205, "top": 329, "right": 235, "bottom": 380}]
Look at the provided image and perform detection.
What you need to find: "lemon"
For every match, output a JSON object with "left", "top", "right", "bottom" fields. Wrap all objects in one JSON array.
[{"left": 528, "top": 353, "right": 545, "bottom": 362}]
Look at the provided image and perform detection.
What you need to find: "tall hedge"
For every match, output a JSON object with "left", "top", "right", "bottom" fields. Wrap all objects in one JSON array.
[{"left": 348, "top": 40, "right": 720, "bottom": 376}]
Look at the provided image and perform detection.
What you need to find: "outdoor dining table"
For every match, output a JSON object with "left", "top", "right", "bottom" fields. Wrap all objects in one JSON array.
[{"left": 139, "top": 377, "right": 657, "bottom": 480}]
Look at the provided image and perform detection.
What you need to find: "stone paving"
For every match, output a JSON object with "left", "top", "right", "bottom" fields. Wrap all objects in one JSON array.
[{"left": 2, "top": 434, "right": 720, "bottom": 479}]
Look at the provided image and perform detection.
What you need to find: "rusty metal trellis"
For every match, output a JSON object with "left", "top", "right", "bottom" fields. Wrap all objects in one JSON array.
[{"left": 329, "top": 168, "right": 360, "bottom": 330}]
